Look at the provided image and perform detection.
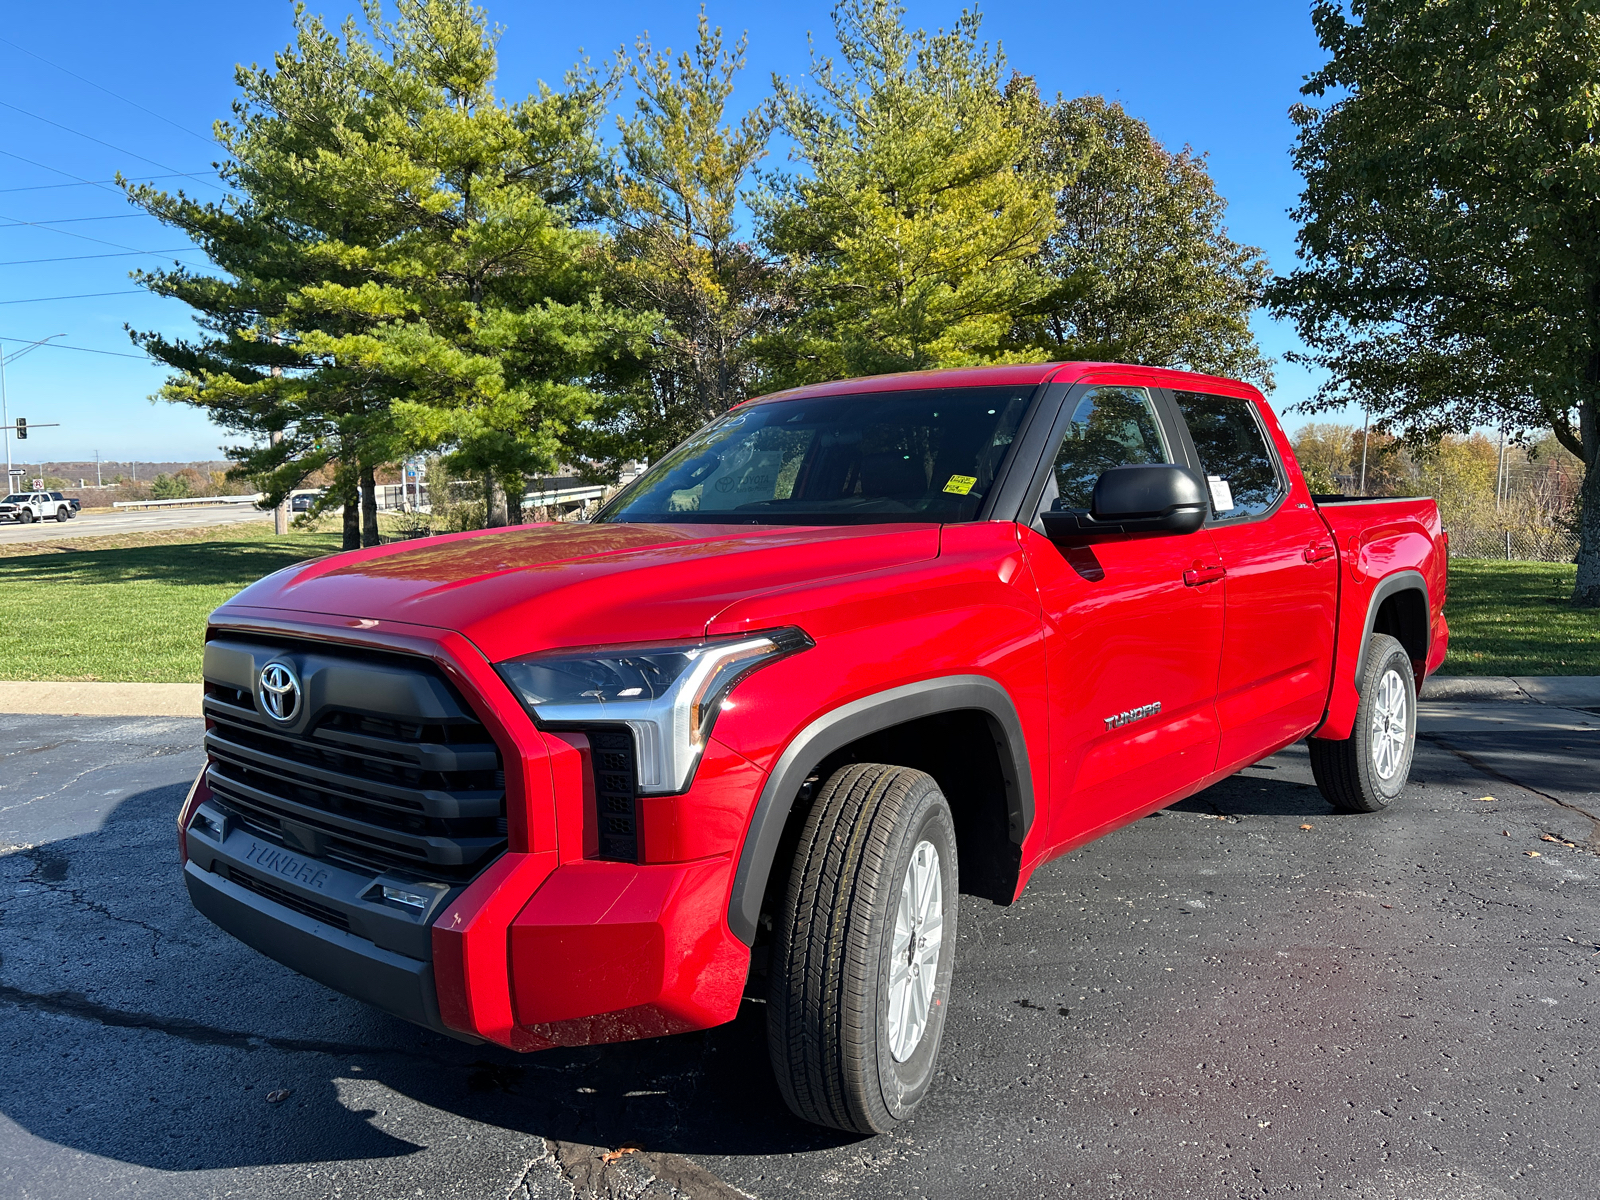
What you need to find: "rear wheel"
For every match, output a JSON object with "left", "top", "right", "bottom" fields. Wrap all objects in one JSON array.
[
  {"left": 767, "top": 762, "right": 959, "bottom": 1134},
  {"left": 54, "top": 507, "right": 68, "bottom": 523},
  {"left": 1309, "top": 633, "right": 1417, "bottom": 813}
]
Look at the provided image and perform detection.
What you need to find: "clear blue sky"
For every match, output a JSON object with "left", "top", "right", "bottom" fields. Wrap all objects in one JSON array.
[{"left": 0, "top": 0, "right": 1337, "bottom": 467}]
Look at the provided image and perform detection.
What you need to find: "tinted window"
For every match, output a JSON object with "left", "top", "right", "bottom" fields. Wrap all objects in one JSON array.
[
  {"left": 1037, "top": 387, "right": 1169, "bottom": 515},
  {"left": 598, "top": 387, "right": 1033, "bottom": 525},
  {"left": 1173, "top": 392, "right": 1283, "bottom": 520}
]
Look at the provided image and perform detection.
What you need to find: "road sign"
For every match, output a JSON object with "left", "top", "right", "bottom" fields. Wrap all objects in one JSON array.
[{"left": 32, "top": 478, "right": 44, "bottom": 490}]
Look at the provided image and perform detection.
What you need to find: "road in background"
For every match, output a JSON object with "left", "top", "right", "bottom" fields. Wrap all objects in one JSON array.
[
  {"left": 0, "top": 503, "right": 270, "bottom": 545},
  {"left": 1, "top": 703, "right": 1596, "bottom": 1200}
]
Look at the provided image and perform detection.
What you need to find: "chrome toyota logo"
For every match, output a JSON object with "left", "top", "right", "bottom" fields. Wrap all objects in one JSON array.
[{"left": 258, "top": 661, "right": 302, "bottom": 723}]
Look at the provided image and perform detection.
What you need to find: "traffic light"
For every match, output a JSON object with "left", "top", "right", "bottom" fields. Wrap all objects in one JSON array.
[{"left": 14, "top": 418, "right": 25, "bottom": 440}]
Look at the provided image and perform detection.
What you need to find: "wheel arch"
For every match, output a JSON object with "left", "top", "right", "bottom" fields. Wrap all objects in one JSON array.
[
  {"left": 1358, "top": 570, "right": 1430, "bottom": 688},
  {"left": 726, "top": 675, "right": 1034, "bottom": 946}
]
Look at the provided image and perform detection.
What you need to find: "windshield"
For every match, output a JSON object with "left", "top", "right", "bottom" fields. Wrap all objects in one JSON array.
[
  {"left": 2, "top": 495, "right": 28, "bottom": 504},
  {"left": 597, "top": 386, "right": 1036, "bottom": 526}
]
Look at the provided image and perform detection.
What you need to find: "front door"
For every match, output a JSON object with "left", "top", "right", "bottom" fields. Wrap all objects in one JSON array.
[
  {"left": 1169, "top": 390, "right": 1339, "bottom": 772},
  {"left": 1019, "top": 385, "right": 1226, "bottom": 851}
]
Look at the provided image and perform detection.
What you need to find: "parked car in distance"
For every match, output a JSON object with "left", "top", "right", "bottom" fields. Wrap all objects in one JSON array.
[
  {"left": 47, "top": 491, "right": 81, "bottom": 515},
  {"left": 0, "top": 492, "right": 73, "bottom": 523},
  {"left": 289, "top": 490, "right": 324, "bottom": 513},
  {"left": 179, "top": 361, "right": 1450, "bottom": 1136}
]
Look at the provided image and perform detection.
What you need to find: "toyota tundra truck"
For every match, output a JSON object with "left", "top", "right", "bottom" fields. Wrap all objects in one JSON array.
[{"left": 178, "top": 362, "right": 1449, "bottom": 1134}]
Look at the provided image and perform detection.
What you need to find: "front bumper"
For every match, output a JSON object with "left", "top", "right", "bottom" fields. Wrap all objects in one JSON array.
[
  {"left": 181, "top": 609, "right": 760, "bottom": 1052},
  {"left": 183, "top": 797, "right": 475, "bottom": 1040}
]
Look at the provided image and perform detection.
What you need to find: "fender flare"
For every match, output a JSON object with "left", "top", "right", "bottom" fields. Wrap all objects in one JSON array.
[
  {"left": 725, "top": 674, "right": 1034, "bottom": 945},
  {"left": 1354, "top": 569, "right": 1430, "bottom": 689}
]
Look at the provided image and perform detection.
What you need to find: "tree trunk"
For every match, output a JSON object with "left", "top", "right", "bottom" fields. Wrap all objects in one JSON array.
[
  {"left": 485, "top": 471, "right": 508, "bottom": 528},
  {"left": 340, "top": 470, "right": 361, "bottom": 552},
  {"left": 360, "top": 461, "right": 380, "bottom": 548},
  {"left": 505, "top": 475, "right": 523, "bottom": 526},
  {"left": 1574, "top": 451, "right": 1600, "bottom": 607}
]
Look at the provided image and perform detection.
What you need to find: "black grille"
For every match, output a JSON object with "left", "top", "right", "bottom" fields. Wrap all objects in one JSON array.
[
  {"left": 221, "top": 864, "right": 351, "bottom": 930},
  {"left": 202, "top": 636, "right": 507, "bottom": 883},
  {"left": 587, "top": 728, "right": 640, "bottom": 862}
]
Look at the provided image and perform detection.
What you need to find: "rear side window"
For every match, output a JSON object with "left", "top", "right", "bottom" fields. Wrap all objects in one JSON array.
[
  {"left": 1038, "top": 387, "right": 1169, "bottom": 514},
  {"left": 1173, "top": 392, "right": 1283, "bottom": 520}
]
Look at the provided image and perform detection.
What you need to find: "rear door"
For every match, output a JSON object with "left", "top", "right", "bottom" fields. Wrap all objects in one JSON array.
[
  {"left": 1167, "top": 390, "right": 1338, "bottom": 772},
  {"left": 1017, "top": 383, "right": 1225, "bottom": 850}
]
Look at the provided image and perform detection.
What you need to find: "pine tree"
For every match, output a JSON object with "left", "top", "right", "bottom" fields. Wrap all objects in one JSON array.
[
  {"left": 599, "top": 10, "right": 788, "bottom": 462},
  {"left": 127, "top": 0, "right": 651, "bottom": 544},
  {"left": 758, "top": 0, "right": 1059, "bottom": 386}
]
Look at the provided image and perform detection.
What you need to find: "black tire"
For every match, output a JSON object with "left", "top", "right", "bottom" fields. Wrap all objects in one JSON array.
[
  {"left": 54, "top": 507, "right": 68, "bottom": 523},
  {"left": 1309, "top": 632, "right": 1417, "bottom": 813},
  {"left": 767, "top": 762, "right": 959, "bottom": 1134},
  {"left": 18, "top": 509, "right": 32, "bottom": 524}
]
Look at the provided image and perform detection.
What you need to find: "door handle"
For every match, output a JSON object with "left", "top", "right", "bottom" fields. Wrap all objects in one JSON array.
[
  {"left": 1303, "top": 541, "right": 1337, "bottom": 563},
  {"left": 1183, "top": 563, "right": 1226, "bottom": 587}
]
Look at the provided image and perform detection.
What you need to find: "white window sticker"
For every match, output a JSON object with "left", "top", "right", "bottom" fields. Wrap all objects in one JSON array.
[{"left": 1207, "top": 475, "right": 1234, "bottom": 513}]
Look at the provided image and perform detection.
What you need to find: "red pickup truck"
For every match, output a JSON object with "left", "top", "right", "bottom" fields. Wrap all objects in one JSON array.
[{"left": 179, "top": 362, "right": 1448, "bottom": 1134}]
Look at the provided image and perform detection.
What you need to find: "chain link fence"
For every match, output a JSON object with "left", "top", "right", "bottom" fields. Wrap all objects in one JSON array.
[{"left": 1447, "top": 526, "right": 1579, "bottom": 562}]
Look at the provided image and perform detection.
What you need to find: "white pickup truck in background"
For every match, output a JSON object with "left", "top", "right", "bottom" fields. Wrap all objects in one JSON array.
[{"left": 0, "top": 492, "right": 73, "bottom": 524}]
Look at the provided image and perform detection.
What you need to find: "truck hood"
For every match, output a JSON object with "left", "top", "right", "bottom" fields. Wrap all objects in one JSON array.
[{"left": 216, "top": 521, "right": 942, "bottom": 661}]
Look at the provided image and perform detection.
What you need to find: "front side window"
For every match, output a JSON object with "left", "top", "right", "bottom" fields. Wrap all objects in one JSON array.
[
  {"left": 1036, "top": 387, "right": 1170, "bottom": 516},
  {"left": 598, "top": 386, "right": 1034, "bottom": 525},
  {"left": 1173, "top": 392, "right": 1283, "bottom": 520}
]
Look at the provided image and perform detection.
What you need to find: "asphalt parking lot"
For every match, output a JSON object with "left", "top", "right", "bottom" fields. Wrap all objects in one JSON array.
[
  {"left": 1, "top": 704, "right": 1596, "bottom": 1200},
  {"left": 0, "top": 503, "right": 270, "bottom": 545}
]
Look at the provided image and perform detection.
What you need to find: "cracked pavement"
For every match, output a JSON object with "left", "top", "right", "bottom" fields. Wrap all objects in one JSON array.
[{"left": 1, "top": 711, "right": 1596, "bottom": 1199}]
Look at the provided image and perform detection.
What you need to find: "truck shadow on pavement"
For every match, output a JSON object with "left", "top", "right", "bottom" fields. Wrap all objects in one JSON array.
[{"left": 0, "top": 782, "right": 853, "bottom": 1175}]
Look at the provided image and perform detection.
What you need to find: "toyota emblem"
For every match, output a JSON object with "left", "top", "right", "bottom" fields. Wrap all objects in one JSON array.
[{"left": 258, "top": 661, "right": 302, "bottom": 723}]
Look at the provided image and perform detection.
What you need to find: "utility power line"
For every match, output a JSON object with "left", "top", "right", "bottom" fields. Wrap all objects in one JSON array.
[
  {"left": 0, "top": 35, "right": 219, "bottom": 147},
  {"left": 0, "top": 334, "right": 148, "bottom": 361},
  {"left": 0, "top": 213, "right": 146, "bottom": 225},
  {"left": 0, "top": 173, "right": 202, "bottom": 194},
  {"left": 0, "top": 248, "right": 199, "bottom": 266},
  {"left": 0, "top": 210, "right": 201, "bottom": 257},
  {"left": 0, "top": 98, "right": 224, "bottom": 190},
  {"left": 0, "top": 289, "right": 146, "bottom": 305}
]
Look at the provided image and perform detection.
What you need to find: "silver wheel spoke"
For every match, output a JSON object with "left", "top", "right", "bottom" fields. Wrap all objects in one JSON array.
[
  {"left": 887, "top": 838, "right": 943, "bottom": 1063},
  {"left": 1370, "top": 668, "right": 1409, "bottom": 780}
]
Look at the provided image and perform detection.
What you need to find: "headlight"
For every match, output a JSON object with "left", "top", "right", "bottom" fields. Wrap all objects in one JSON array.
[{"left": 497, "top": 628, "right": 812, "bottom": 794}]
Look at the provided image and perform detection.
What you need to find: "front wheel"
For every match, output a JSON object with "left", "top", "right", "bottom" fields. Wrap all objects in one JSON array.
[
  {"left": 1309, "top": 632, "right": 1417, "bottom": 812},
  {"left": 18, "top": 509, "right": 32, "bottom": 524},
  {"left": 767, "top": 763, "right": 959, "bottom": 1134}
]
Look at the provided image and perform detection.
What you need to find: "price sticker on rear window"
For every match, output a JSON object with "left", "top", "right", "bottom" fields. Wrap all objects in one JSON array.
[
  {"left": 943, "top": 474, "right": 977, "bottom": 495},
  {"left": 1207, "top": 475, "right": 1234, "bottom": 512}
]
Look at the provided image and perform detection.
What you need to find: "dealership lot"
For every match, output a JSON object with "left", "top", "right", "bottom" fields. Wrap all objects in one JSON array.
[{"left": 1, "top": 706, "right": 1595, "bottom": 1200}]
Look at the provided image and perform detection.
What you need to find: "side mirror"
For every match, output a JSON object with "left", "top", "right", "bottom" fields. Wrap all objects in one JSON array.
[{"left": 1039, "top": 464, "right": 1208, "bottom": 543}]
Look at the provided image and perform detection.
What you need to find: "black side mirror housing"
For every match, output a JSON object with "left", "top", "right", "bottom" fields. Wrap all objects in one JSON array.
[{"left": 1040, "top": 463, "right": 1208, "bottom": 543}]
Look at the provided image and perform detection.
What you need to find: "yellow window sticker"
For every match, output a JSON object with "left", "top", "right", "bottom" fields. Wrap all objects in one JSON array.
[{"left": 943, "top": 474, "right": 978, "bottom": 496}]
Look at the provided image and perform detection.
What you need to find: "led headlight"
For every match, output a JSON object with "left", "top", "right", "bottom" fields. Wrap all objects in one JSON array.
[{"left": 497, "top": 628, "right": 812, "bottom": 794}]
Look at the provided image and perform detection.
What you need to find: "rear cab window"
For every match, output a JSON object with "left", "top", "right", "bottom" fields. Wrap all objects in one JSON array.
[{"left": 1171, "top": 391, "right": 1285, "bottom": 521}]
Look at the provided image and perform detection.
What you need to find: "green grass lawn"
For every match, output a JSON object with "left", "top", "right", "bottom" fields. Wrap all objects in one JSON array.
[
  {"left": 1441, "top": 559, "right": 1599, "bottom": 676},
  {"left": 0, "top": 524, "right": 342, "bottom": 682},
  {"left": 0, "top": 529, "right": 1593, "bottom": 682}
]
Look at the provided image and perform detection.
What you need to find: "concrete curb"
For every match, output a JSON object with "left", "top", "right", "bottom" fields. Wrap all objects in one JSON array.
[
  {"left": 1424, "top": 675, "right": 1600, "bottom": 707},
  {"left": 0, "top": 681, "right": 202, "bottom": 717}
]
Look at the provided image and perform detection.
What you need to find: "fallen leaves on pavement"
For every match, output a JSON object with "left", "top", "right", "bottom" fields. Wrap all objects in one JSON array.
[{"left": 600, "top": 1144, "right": 644, "bottom": 1165}]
